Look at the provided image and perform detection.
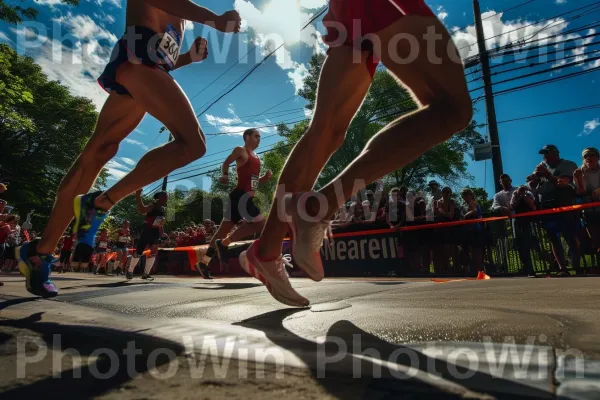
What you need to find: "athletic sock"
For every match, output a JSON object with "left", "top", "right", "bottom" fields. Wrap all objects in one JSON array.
[
  {"left": 202, "top": 247, "right": 216, "bottom": 265},
  {"left": 128, "top": 257, "right": 140, "bottom": 273},
  {"left": 143, "top": 257, "right": 156, "bottom": 275}
]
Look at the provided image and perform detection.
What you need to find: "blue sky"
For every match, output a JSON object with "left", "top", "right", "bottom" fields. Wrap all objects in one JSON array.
[{"left": 1, "top": 0, "right": 599, "bottom": 196}]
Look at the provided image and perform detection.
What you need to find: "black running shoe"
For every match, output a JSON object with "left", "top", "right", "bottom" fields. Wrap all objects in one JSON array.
[
  {"left": 198, "top": 264, "right": 213, "bottom": 280},
  {"left": 215, "top": 240, "right": 229, "bottom": 264},
  {"left": 126, "top": 271, "right": 133, "bottom": 280},
  {"left": 141, "top": 274, "right": 154, "bottom": 281}
]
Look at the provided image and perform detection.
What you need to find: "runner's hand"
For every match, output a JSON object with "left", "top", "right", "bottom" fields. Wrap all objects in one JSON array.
[
  {"left": 264, "top": 170, "right": 273, "bottom": 180},
  {"left": 219, "top": 175, "right": 229, "bottom": 184},
  {"left": 189, "top": 37, "right": 208, "bottom": 62},
  {"left": 214, "top": 10, "right": 241, "bottom": 33}
]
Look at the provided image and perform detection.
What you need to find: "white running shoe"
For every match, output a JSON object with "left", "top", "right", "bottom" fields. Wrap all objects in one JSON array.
[
  {"left": 285, "top": 193, "right": 332, "bottom": 282},
  {"left": 239, "top": 242, "right": 310, "bottom": 308}
]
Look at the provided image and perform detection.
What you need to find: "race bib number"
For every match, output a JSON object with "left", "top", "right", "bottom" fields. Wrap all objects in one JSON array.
[
  {"left": 153, "top": 217, "right": 165, "bottom": 228},
  {"left": 99, "top": 241, "right": 108, "bottom": 249},
  {"left": 251, "top": 175, "right": 259, "bottom": 191},
  {"left": 158, "top": 24, "right": 181, "bottom": 70},
  {"left": 118, "top": 236, "right": 128, "bottom": 243}
]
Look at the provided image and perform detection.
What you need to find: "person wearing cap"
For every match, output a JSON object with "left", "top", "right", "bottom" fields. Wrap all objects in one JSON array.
[
  {"left": 529, "top": 145, "right": 581, "bottom": 275},
  {"left": 492, "top": 174, "right": 517, "bottom": 217}
]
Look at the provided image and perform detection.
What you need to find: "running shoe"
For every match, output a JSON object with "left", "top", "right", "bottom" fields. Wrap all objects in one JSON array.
[
  {"left": 141, "top": 274, "right": 154, "bottom": 281},
  {"left": 73, "top": 191, "right": 108, "bottom": 247},
  {"left": 198, "top": 264, "right": 213, "bottom": 280},
  {"left": 17, "top": 242, "right": 58, "bottom": 298},
  {"left": 284, "top": 193, "right": 331, "bottom": 282},
  {"left": 215, "top": 239, "right": 229, "bottom": 263},
  {"left": 239, "top": 242, "right": 309, "bottom": 307},
  {"left": 126, "top": 271, "right": 133, "bottom": 280}
]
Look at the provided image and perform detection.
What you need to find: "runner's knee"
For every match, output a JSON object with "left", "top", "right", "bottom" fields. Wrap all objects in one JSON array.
[
  {"left": 428, "top": 93, "right": 473, "bottom": 134},
  {"left": 175, "top": 129, "right": 206, "bottom": 163},
  {"left": 80, "top": 142, "right": 120, "bottom": 167},
  {"left": 304, "top": 120, "right": 346, "bottom": 152}
]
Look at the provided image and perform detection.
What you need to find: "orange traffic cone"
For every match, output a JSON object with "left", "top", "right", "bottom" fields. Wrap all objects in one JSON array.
[{"left": 476, "top": 271, "right": 491, "bottom": 280}]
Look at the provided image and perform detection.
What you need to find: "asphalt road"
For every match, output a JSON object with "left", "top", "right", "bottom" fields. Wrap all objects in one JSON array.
[{"left": 1, "top": 273, "right": 599, "bottom": 399}]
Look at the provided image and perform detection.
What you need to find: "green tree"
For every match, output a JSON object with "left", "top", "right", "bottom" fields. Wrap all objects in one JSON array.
[
  {"left": 0, "top": 0, "right": 79, "bottom": 24},
  {"left": 0, "top": 44, "right": 107, "bottom": 227}
]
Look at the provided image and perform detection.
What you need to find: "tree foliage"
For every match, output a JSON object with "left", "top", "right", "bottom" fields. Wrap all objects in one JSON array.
[
  {"left": 0, "top": 0, "right": 78, "bottom": 24},
  {"left": 0, "top": 44, "right": 107, "bottom": 227}
]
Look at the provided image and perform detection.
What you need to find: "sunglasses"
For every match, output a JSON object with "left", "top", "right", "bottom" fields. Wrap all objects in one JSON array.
[{"left": 584, "top": 153, "right": 598, "bottom": 159}]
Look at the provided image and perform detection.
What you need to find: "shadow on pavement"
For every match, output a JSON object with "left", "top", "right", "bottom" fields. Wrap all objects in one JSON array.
[
  {"left": 0, "top": 313, "right": 184, "bottom": 400},
  {"left": 0, "top": 297, "right": 39, "bottom": 311},
  {"left": 191, "top": 283, "right": 262, "bottom": 290},
  {"left": 235, "top": 309, "right": 553, "bottom": 399}
]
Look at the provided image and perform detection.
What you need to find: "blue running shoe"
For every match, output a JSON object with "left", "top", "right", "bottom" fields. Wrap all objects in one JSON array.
[
  {"left": 17, "top": 242, "right": 59, "bottom": 298},
  {"left": 73, "top": 191, "right": 108, "bottom": 247}
]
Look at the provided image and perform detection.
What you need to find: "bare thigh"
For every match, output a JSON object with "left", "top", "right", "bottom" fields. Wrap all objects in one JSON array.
[
  {"left": 308, "top": 46, "right": 373, "bottom": 135},
  {"left": 374, "top": 16, "right": 470, "bottom": 106},
  {"left": 116, "top": 65, "right": 204, "bottom": 145},
  {"left": 77, "top": 92, "right": 145, "bottom": 159}
]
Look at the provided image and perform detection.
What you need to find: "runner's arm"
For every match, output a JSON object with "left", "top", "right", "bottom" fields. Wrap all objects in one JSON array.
[
  {"left": 222, "top": 147, "right": 244, "bottom": 176},
  {"left": 174, "top": 52, "right": 192, "bottom": 70},
  {"left": 135, "top": 190, "right": 155, "bottom": 214},
  {"left": 143, "top": 0, "right": 218, "bottom": 25}
]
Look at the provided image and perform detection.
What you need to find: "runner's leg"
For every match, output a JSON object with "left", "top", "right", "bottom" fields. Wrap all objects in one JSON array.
[
  {"left": 36, "top": 94, "right": 145, "bottom": 254},
  {"left": 256, "top": 46, "right": 373, "bottom": 260},
  {"left": 316, "top": 17, "right": 472, "bottom": 218},
  {"left": 94, "top": 65, "right": 207, "bottom": 210},
  {"left": 223, "top": 218, "right": 265, "bottom": 245}
]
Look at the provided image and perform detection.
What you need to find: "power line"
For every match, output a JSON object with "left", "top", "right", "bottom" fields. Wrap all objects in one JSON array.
[
  {"left": 496, "top": 103, "right": 600, "bottom": 125},
  {"left": 472, "top": 65, "right": 600, "bottom": 101},
  {"left": 457, "top": 1, "right": 600, "bottom": 52}
]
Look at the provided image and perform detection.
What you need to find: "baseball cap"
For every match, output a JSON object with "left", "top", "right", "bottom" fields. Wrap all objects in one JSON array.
[
  {"left": 539, "top": 144, "right": 559, "bottom": 154},
  {"left": 428, "top": 180, "right": 439, "bottom": 186},
  {"left": 499, "top": 174, "right": 511, "bottom": 180}
]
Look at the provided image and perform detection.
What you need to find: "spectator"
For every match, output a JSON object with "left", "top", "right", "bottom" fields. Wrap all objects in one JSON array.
[
  {"left": 428, "top": 180, "right": 443, "bottom": 202},
  {"left": 528, "top": 144, "right": 580, "bottom": 274},
  {"left": 528, "top": 144, "right": 578, "bottom": 207},
  {"left": 492, "top": 174, "right": 517, "bottom": 217},
  {"left": 387, "top": 187, "right": 407, "bottom": 227},
  {"left": 574, "top": 147, "right": 600, "bottom": 252},
  {"left": 460, "top": 188, "right": 484, "bottom": 275},
  {"left": 0, "top": 216, "right": 18, "bottom": 269},
  {"left": 574, "top": 147, "right": 600, "bottom": 197},
  {"left": 433, "top": 187, "right": 458, "bottom": 273},
  {"left": 511, "top": 185, "right": 538, "bottom": 276}
]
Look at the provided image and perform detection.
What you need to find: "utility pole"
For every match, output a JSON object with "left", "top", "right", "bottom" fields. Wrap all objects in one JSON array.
[
  {"left": 473, "top": 0, "right": 504, "bottom": 193},
  {"left": 161, "top": 133, "right": 173, "bottom": 191}
]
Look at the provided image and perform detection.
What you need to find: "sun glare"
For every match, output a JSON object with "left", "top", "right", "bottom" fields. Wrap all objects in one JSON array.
[{"left": 262, "top": 0, "right": 303, "bottom": 44}]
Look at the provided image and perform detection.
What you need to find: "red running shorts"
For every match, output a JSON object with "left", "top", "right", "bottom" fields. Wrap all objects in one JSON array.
[{"left": 323, "top": 0, "right": 435, "bottom": 77}]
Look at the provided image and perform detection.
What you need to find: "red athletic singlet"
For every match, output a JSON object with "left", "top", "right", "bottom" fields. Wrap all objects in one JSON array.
[{"left": 237, "top": 150, "right": 261, "bottom": 193}]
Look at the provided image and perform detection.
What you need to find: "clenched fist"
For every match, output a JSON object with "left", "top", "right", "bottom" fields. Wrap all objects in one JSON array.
[{"left": 189, "top": 36, "right": 208, "bottom": 63}]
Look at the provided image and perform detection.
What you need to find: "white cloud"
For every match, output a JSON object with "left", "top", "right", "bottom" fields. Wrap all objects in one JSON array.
[
  {"left": 453, "top": 12, "right": 570, "bottom": 59},
  {"left": 227, "top": 104, "right": 236, "bottom": 115},
  {"left": 205, "top": 114, "right": 242, "bottom": 126},
  {"left": 89, "top": 0, "right": 122, "bottom": 8},
  {"left": 124, "top": 138, "right": 149, "bottom": 150},
  {"left": 106, "top": 159, "right": 131, "bottom": 180},
  {"left": 582, "top": 118, "right": 600, "bottom": 136},
  {"left": 298, "top": 0, "right": 327, "bottom": 8},
  {"left": 53, "top": 13, "right": 117, "bottom": 42},
  {"left": 437, "top": 6, "right": 448, "bottom": 21},
  {"left": 34, "top": 0, "right": 65, "bottom": 6},
  {"left": 93, "top": 12, "right": 116, "bottom": 24},
  {"left": 0, "top": 31, "right": 12, "bottom": 43},
  {"left": 134, "top": 129, "right": 147, "bottom": 136},
  {"left": 556, "top": 0, "right": 567, "bottom": 4},
  {"left": 119, "top": 157, "right": 136, "bottom": 166},
  {"left": 107, "top": 168, "right": 128, "bottom": 180},
  {"left": 11, "top": 25, "right": 112, "bottom": 109},
  {"left": 235, "top": 0, "right": 323, "bottom": 93}
]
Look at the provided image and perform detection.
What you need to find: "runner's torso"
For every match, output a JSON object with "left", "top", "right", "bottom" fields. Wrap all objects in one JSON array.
[
  {"left": 126, "top": 0, "right": 185, "bottom": 39},
  {"left": 145, "top": 204, "right": 166, "bottom": 232},
  {"left": 236, "top": 148, "right": 261, "bottom": 195},
  {"left": 118, "top": 228, "right": 131, "bottom": 244}
]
